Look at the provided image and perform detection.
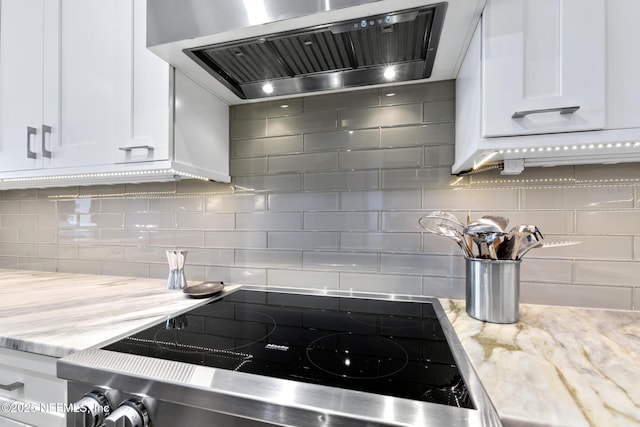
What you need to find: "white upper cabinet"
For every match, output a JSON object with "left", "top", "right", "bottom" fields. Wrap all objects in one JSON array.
[
  {"left": 0, "top": 0, "right": 53, "bottom": 172},
  {"left": 453, "top": 0, "right": 640, "bottom": 174},
  {"left": 0, "top": 0, "right": 229, "bottom": 188},
  {"left": 606, "top": 0, "right": 640, "bottom": 130},
  {"left": 482, "top": 0, "right": 605, "bottom": 137},
  {"left": 54, "top": 0, "right": 142, "bottom": 168}
]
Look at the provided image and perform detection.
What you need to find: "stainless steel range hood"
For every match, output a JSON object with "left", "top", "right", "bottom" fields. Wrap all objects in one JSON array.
[{"left": 147, "top": 0, "right": 486, "bottom": 103}]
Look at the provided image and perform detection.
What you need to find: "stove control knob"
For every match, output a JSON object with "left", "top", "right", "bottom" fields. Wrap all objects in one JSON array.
[
  {"left": 104, "top": 399, "right": 149, "bottom": 427},
  {"left": 69, "top": 390, "right": 111, "bottom": 427}
]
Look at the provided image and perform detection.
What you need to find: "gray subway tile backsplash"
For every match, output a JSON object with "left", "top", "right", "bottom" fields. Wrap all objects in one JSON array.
[
  {"left": 229, "top": 118, "right": 267, "bottom": 139},
  {"left": 18, "top": 199, "right": 56, "bottom": 214},
  {"left": 339, "top": 272, "right": 422, "bottom": 295},
  {"left": 423, "top": 188, "right": 520, "bottom": 211},
  {"left": 340, "top": 232, "right": 421, "bottom": 252},
  {"left": 381, "top": 211, "right": 428, "bottom": 232},
  {"left": 303, "top": 212, "right": 378, "bottom": 231},
  {"left": 380, "top": 124, "right": 454, "bottom": 148},
  {"left": 149, "top": 230, "right": 205, "bottom": 248},
  {"left": 1, "top": 80, "right": 638, "bottom": 311},
  {"left": 381, "top": 167, "right": 464, "bottom": 189},
  {"left": 236, "top": 212, "right": 301, "bottom": 230},
  {"left": 230, "top": 157, "right": 268, "bottom": 175},
  {"left": 149, "top": 198, "right": 204, "bottom": 213},
  {"left": 341, "top": 147, "right": 423, "bottom": 170},
  {"left": 98, "top": 229, "right": 148, "bottom": 246},
  {"left": 100, "top": 261, "right": 150, "bottom": 279},
  {"left": 185, "top": 248, "right": 235, "bottom": 267},
  {"left": 101, "top": 199, "right": 149, "bottom": 214},
  {"left": 204, "top": 231, "right": 267, "bottom": 249},
  {"left": 268, "top": 192, "right": 339, "bottom": 212},
  {"left": 268, "top": 231, "right": 338, "bottom": 250},
  {"left": 233, "top": 135, "right": 303, "bottom": 158},
  {"left": 267, "top": 269, "right": 339, "bottom": 290},
  {"left": 576, "top": 210, "right": 640, "bottom": 234},
  {"left": 302, "top": 251, "right": 378, "bottom": 272},
  {"left": 379, "top": 80, "right": 454, "bottom": 105},
  {"left": 380, "top": 253, "right": 465, "bottom": 277},
  {"left": 175, "top": 213, "right": 234, "bottom": 230},
  {"left": 205, "top": 194, "right": 266, "bottom": 212},
  {"left": 303, "top": 170, "right": 379, "bottom": 191},
  {"left": 424, "top": 145, "right": 455, "bottom": 167},
  {"left": 340, "top": 190, "right": 421, "bottom": 211},
  {"left": 268, "top": 152, "right": 339, "bottom": 173},
  {"left": 233, "top": 99, "right": 303, "bottom": 119},
  {"left": 340, "top": 103, "right": 423, "bottom": 129},
  {"left": 574, "top": 260, "right": 639, "bottom": 285},
  {"left": 235, "top": 249, "right": 301, "bottom": 269},
  {"left": 1, "top": 214, "right": 37, "bottom": 229},
  {"left": 520, "top": 259, "right": 573, "bottom": 283},
  {"left": 303, "top": 89, "right": 379, "bottom": 111},
  {"left": 233, "top": 174, "right": 302, "bottom": 192},
  {"left": 520, "top": 282, "right": 633, "bottom": 310},
  {"left": 78, "top": 246, "right": 124, "bottom": 261},
  {"left": 522, "top": 185, "right": 635, "bottom": 209},
  {"left": 267, "top": 110, "right": 337, "bottom": 136},
  {"left": 17, "top": 229, "right": 57, "bottom": 244},
  {"left": 423, "top": 100, "right": 455, "bottom": 123},
  {"left": 304, "top": 128, "right": 380, "bottom": 152}
]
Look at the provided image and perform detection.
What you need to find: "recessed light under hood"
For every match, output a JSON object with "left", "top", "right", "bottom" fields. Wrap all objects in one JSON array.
[{"left": 183, "top": 4, "right": 447, "bottom": 99}]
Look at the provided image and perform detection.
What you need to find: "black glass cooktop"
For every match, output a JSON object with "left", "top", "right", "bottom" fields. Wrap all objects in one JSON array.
[{"left": 104, "top": 290, "right": 473, "bottom": 409}]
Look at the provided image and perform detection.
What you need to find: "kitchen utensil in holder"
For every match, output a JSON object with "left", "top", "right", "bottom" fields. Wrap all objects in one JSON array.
[
  {"left": 166, "top": 250, "right": 187, "bottom": 290},
  {"left": 465, "top": 258, "right": 521, "bottom": 324}
]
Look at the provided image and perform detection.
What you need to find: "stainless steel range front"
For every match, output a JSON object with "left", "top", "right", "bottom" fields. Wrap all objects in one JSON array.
[{"left": 58, "top": 287, "right": 502, "bottom": 427}]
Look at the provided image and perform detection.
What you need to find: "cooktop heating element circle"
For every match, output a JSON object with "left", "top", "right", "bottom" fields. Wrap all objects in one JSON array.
[
  {"left": 306, "top": 332, "right": 409, "bottom": 380},
  {"left": 152, "top": 310, "right": 277, "bottom": 355}
]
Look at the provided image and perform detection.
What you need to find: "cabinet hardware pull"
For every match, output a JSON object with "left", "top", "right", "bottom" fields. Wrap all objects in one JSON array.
[
  {"left": 511, "top": 106, "right": 580, "bottom": 119},
  {"left": 0, "top": 381, "right": 24, "bottom": 391},
  {"left": 27, "top": 127, "right": 37, "bottom": 159},
  {"left": 118, "top": 145, "right": 154, "bottom": 152},
  {"left": 42, "top": 125, "right": 52, "bottom": 158}
]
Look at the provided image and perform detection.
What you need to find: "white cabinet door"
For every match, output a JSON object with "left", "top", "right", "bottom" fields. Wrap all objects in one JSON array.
[
  {"left": 50, "top": 0, "right": 133, "bottom": 168},
  {"left": 117, "top": 0, "right": 171, "bottom": 164},
  {"left": 56, "top": 0, "right": 171, "bottom": 168},
  {"left": 0, "top": 0, "right": 46, "bottom": 172},
  {"left": 482, "top": 0, "right": 605, "bottom": 137},
  {"left": 606, "top": 0, "right": 640, "bottom": 130}
]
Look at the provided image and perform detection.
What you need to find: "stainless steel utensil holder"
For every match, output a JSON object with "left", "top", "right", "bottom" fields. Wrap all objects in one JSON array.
[{"left": 465, "top": 258, "right": 521, "bottom": 324}]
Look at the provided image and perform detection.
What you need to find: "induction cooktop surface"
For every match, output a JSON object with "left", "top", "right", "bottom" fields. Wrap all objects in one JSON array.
[{"left": 104, "top": 289, "right": 472, "bottom": 408}]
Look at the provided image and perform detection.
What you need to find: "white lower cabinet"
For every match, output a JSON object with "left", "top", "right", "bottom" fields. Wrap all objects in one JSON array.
[{"left": 0, "top": 349, "right": 65, "bottom": 427}]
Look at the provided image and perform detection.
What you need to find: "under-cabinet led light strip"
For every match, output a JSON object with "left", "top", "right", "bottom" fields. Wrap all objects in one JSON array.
[
  {"left": 499, "top": 141, "right": 640, "bottom": 155},
  {"left": 0, "top": 169, "right": 210, "bottom": 183}
]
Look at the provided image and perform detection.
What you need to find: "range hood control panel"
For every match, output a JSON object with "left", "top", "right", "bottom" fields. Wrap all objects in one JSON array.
[{"left": 330, "top": 11, "right": 416, "bottom": 33}]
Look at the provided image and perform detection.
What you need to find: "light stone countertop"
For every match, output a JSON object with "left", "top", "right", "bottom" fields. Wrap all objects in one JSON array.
[
  {"left": 441, "top": 299, "right": 640, "bottom": 427},
  {"left": 2, "top": 268, "right": 639, "bottom": 426},
  {"left": 0, "top": 269, "right": 239, "bottom": 358}
]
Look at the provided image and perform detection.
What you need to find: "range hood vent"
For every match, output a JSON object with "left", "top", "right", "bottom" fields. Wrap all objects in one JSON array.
[{"left": 184, "top": 4, "right": 447, "bottom": 99}]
